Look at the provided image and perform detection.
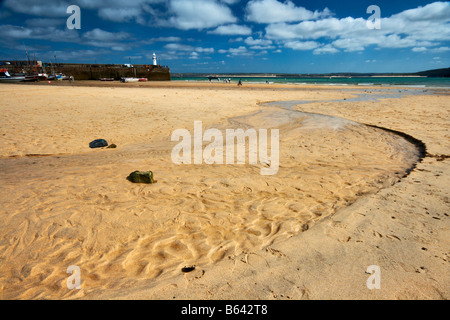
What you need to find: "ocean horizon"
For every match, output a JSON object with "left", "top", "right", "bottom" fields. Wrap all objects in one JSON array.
[{"left": 172, "top": 76, "right": 450, "bottom": 87}]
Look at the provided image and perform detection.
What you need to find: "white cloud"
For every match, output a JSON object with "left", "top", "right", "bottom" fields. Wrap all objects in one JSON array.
[
  {"left": 152, "top": 36, "right": 182, "bottom": 42},
  {"left": 4, "top": 0, "right": 68, "bottom": 17},
  {"left": 244, "top": 36, "right": 272, "bottom": 46},
  {"left": 196, "top": 47, "right": 215, "bottom": 53},
  {"left": 209, "top": 24, "right": 252, "bottom": 35},
  {"left": 246, "top": 0, "right": 332, "bottom": 24},
  {"left": 390, "top": 1, "right": 450, "bottom": 22},
  {"left": 219, "top": 46, "right": 252, "bottom": 56},
  {"left": 412, "top": 47, "right": 428, "bottom": 52},
  {"left": 0, "top": 24, "right": 80, "bottom": 42},
  {"left": 250, "top": 45, "right": 275, "bottom": 50},
  {"left": 165, "top": 43, "right": 214, "bottom": 52},
  {"left": 284, "top": 41, "right": 320, "bottom": 50},
  {"left": 164, "top": 43, "right": 215, "bottom": 56},
  {"left": 430, "top": 46, "right": 450, "bottom": 53},
  {"left": 313, "top": 44, "right": 339, "bottom": 55},
  {"left": 189, "top": 52, "right": 199, "bottom": 59},
  {"left": 264, "top": 2, "right": 450, "bottom": 54},
  {"left": 83, "top": 28, "right": 130, "bottom": 42},
  {"left": 97, "top": 7, "right": 142, "bottom": 22},
  {"left": 167, "top": 0, "right": 237, "bottom": 30},
  {"left": 220, "top": 0, "right": 240, "bottom": 4},
  {"left": 81, "top": 29, "right": 132, "bottom": 51},
  {"left": 164, "top": 43, "right": 195, "bottom": 51}
]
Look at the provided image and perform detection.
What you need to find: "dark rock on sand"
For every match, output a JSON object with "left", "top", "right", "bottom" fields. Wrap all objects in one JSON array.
[
  {"left": 127, "top": 171, "right": 154, "bottom": 184},
  {"left": 107, "top": 144, "right": 117, "bottom": 149},
  {"left": 89, "top": 139, "right": 108, "bottom": 148}
]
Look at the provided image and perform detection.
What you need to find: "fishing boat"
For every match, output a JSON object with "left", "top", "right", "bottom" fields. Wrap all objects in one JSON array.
[
  {"left": 52, "top": 73, "right": 70, "bottom": 81},
  {"left": 0, "top": 69, "right": 38, "bottom": 83},
  {"left": 0, "top": 75, "right": 26, "bottom": 83},
  {"left": 24, "top": 74, "right": 39, "bottom": 82}
]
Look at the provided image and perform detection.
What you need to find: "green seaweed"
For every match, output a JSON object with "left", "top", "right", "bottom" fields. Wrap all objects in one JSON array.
[{"left": 127, "top": 171, "right": 154, "bottom": 184}]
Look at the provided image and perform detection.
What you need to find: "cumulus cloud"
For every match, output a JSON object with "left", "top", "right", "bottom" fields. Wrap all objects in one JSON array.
[
  {"left": 79, "top": 29, "right": 134, "bottom": 51},
  {"left": 313, "top": 44, "right": 339, "bottom": 55},
  {"left": 2, "top": 0, "right": 449, "bottom": 59},
  {"left": 166, "top": 0, "right": 237, "bottom": 30},
  {"left": 152, "top": 36, "right": 182, "bottom": 42},
  {"left": 0, "top": 24, "right": 80, "bottom": 42},
  {"left": 164, "top": 43, "right": 213, "bottom": 52},
  {"left": 284, "top": 41, "right": 320, "bottom": 51},
  {"left": 0, "top": 24, "right": 133, "bottom": 52},
  {"left": 246, "top": 0, "right": 332, "bottom": 24},
  {"left": 97, "top": 7, "right": 143, "bottom": 22},
  {"left": 244, "top": 36, "right": 272, "bottom": 46},
  {"left": 158, "top": 42, "right": 215, "bottom": 61},
  {"left": 3, "top": 0, "right": 69, "bottom": 17},
  {"left": 220, "top": 0, "right": 240, "bottom": 4},
  {"left": 209, "top": 24, "right": 252, "bottom": 35},
  {"left": 218, "top": 46, "right": 252, "bottom": 56},
  {"left": 83, "top": 28, "right": 130, "bottom": 42},
  {"left": 265, "top": 2, "right": 450, "bottom": 54}
]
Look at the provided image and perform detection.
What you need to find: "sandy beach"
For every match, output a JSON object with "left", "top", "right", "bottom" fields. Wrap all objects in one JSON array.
[{"left": 0, "top": 81, "right": 448, "bottom": 300}]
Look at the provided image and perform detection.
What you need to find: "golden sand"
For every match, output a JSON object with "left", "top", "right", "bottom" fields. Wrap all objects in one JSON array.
[{"left": 0, "top": 82, "right": 448, "bottom": 299}]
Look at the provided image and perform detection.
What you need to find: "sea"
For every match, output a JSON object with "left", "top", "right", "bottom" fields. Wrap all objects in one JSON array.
[{"left": 172, "top": 76, "right": 450, "bottom": 88}]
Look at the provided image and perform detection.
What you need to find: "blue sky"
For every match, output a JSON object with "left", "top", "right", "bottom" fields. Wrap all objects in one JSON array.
[{"left": 0, "top": 0, "right": 449, "bottom": 73}]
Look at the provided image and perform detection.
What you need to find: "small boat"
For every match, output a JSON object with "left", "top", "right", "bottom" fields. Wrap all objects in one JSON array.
[
  {"left": 120, "top": 77, "right": 140, "bottom": 83},
  {"left": 0, "top": 69, "right": 38, "bottom": 83},
  {"left": 24, "top": 74, "right": 39, "bottom": 82},
  {"left": 37, "top": 73, "right": 48, "bottom": 81},
  {"left": 0, "top": 76, "right": 26, "bottom": 83},
  {"left": 138, "top": 78, "right": 148, "bottom": 82},
  {"left": 100, "top": 78, "right": 114, "bottom": 81},
  {"left": 52, "top": 73, "right": 69, "bottom": 81}
]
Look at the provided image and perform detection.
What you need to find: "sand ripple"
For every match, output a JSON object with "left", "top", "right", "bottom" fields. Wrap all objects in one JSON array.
[{"left": 0, "top": 85, "right": 421, "bottom": 299}]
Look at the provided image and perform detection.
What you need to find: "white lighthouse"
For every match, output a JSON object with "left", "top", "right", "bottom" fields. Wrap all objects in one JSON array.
[{"left": 152, "top": 53, "right": 157, "bottom": 66}]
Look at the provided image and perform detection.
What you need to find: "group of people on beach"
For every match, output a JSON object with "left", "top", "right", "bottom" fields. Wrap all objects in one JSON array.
[{"left": 208, "top": 77, "right": 243, "bottom": 86}]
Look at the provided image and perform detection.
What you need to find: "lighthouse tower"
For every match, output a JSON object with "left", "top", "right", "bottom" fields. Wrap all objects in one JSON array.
[{"left": 152, "top": 53, "right": 157, "bottom": 66}]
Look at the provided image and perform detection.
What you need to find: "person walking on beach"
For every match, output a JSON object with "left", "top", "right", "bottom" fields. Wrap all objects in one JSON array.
[{"left": 238, "top": 79, "right": 242, "bottom": 87}]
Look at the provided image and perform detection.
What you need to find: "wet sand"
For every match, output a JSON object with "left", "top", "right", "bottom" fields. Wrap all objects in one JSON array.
[{"left": 0, "top": 82, "right": 448, "bottom": 299}]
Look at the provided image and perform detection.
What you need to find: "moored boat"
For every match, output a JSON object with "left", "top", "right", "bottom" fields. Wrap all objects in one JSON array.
[
  {"left": 0, "top": 68, "right": 38, "bottom": 83},
  {"left": 120, "top": 77, "right": 140, "bottom": 83},
  {"left": 0, "top": 76, "right": 26, "bottom": 83}
]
